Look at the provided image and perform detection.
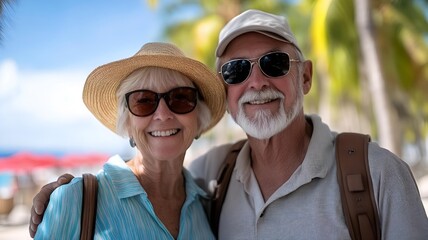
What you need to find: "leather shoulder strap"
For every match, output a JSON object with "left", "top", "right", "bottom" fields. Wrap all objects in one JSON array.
[
  {"left": 81, "top": 173, "right": 98, "bottom": 240},
  {"left": 336, "top": 132, "right": 380, "bottom": 240},
  {"left": 210, "top": 139, "right": 246, "bottom": 237}
]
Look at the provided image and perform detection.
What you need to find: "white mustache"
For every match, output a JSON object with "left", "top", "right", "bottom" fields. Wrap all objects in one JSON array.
[{"left": 239, "top": 88, "right": 284, "bottom": 104}]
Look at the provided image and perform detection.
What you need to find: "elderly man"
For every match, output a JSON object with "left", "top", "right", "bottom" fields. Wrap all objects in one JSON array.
[{"left": 188, "top": 9, "right": 428, "bottom": 239}]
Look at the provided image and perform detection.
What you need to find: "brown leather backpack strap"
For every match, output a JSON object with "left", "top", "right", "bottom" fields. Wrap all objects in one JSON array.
[
  {"left": 81, "top": 173, "right": 98, "bottom": 240},
  {"left": 210, "top": 139, "right": 246, "bottom": 237},
  {"left": 336, "top": 133, "right": 380, "bottom": 240}
]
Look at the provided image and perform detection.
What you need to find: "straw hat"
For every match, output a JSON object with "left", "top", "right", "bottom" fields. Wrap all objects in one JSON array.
[{"left": 82, "top": 42, "right": 226, "bottom": 135}]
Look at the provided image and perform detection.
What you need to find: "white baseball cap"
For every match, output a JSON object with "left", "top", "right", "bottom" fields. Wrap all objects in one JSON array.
[{"left": 216, "top": 9, "right": 302, "bottom": 57}]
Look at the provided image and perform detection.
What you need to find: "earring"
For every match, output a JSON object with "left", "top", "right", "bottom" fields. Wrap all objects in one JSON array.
[
  {"left": 195, "top": 134, "right": 200, "bottom": 140},
  {"left": 129, "top": 137, "right": 136, "bottom": 148}
]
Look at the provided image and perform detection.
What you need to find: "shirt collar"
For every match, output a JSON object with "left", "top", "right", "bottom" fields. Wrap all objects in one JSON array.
[
  {"left": 104, "top": 155, "right": 145, "bottom": 199},
  {"left": 234, "top": 115, "right": 336, "bottom": 193},
  {"left": 104, "top": 155, "right": 208, "bottom": 200}
]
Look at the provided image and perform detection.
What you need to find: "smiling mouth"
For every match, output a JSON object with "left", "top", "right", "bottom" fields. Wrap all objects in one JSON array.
[
  {"left": 247, "top": 98, "right": 277, "bottom": 105},
  {"left": 149, "top": 129, "right": 180, "bottom": 137}
]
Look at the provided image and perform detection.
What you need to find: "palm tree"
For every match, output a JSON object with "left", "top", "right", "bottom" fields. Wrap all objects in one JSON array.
[
  {"left": 304, "top": 0, "right": 428, "bottom": 158},
  {"left": 0, "top": 0, "right": 12, "bottom": 42},
  {"left": 354, "top": 0, "right": 394, "bottom": 151}
]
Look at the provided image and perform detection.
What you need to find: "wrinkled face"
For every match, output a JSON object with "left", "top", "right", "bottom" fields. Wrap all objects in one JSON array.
[
  {"left": 219, "top": 32, "right": 312, "bottom": 139},
  {"left": 127, "top": 82, "right": 199, "bottom": 162}
]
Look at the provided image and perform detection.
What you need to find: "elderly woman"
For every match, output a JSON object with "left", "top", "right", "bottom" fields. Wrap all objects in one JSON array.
[{"left": 33, "top": 42, "right": 226, "bottom": 239}]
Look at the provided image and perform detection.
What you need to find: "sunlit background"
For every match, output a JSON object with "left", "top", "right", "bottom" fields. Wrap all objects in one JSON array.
[{"left": 0, "top": 0, "right": 427, "bottom": 239}]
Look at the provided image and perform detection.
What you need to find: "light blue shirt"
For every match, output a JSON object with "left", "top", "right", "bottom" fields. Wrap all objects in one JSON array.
[{"left": 35, "top": 155, "right": 215, "bottom": 240}]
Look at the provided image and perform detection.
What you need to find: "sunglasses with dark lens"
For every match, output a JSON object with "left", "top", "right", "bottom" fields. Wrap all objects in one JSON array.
[
  {"left": 219, "top": 52, "right": 300, "bottom": 85},
  {"left": 125, "top": 87, "right": 198, "bottom": 117}
]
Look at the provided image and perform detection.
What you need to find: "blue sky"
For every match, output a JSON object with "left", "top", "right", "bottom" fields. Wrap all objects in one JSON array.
[{"left": 0, "top": 1, "right": 171, "bottom": 156}]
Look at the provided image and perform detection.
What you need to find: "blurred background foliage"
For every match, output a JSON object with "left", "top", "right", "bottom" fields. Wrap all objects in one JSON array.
[
  {"left": 1, "top": 0, "right": 427, "bottom": 174},
  {"left": 147, "top": 0, "right": 428, "bottom": 176}
]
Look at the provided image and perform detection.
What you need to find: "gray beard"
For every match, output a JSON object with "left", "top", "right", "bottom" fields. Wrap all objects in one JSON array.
[{"left": 234, "top": 88, "right": 303, "bottom": 140}]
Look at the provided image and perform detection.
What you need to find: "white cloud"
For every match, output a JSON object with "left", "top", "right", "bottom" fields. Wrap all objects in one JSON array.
[
  {"left": 11, "top": 69, "right": 90, "bottom": 123},
  {"left": 0, "top": 60, "right": 130, "bottom": 155},
  {"left": 0, "top": 61, "right": 91, "bottom": 124},
  {"left": 0, "top": 59, "right": 18, "bottom": 96}
]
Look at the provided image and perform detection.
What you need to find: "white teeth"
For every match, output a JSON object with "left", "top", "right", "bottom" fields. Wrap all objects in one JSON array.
[
  {"left": 249, "top": 99, "right": 272, "bottom": 105},
  {"left": 150, "top": 129, "right": 179, "bottom": 137},
  {"left": 239, "top": 89, "right": 284, "bottom": 105}
]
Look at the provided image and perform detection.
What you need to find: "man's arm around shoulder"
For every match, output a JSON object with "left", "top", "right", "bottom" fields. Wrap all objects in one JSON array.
[{"left": 186, "top": 143, "right": 235, "bottom": 194}]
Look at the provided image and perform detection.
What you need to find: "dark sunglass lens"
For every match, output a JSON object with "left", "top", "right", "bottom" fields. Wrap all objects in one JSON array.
[
  {"left": 221, "top": 60, "right": 252, "bottom": 84},
  {"left": 128, "top": 90, "right": 158, "bottom": 116},
  {"left": 259, "top": 52, "right": 290, "bottom": 77},
  {"left": 167, "top": 87, "right": 197, "bottom": 114}
]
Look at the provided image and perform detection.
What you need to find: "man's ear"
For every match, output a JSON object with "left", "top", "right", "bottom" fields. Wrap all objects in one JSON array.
[{"left": 302, "top": 60, "right": 313, "bottom": 95}]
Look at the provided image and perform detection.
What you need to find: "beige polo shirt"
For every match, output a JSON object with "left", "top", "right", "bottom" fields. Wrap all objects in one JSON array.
[{"left": 188, "top": 115, "right": 428, "bottom": 239}]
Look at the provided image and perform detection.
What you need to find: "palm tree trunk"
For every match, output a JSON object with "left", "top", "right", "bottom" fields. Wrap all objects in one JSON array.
[{"left": 354, "top": 0, "right": 398, "bottom": 154}]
